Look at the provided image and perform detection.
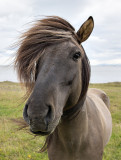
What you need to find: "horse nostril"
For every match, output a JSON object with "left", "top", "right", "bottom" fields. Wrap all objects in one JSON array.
[
  {"left": 44, "top": 105, "right": 53, "bottom": 126},
  {"left": 23, "top": 104, "right": 30, "bottom": 124}
]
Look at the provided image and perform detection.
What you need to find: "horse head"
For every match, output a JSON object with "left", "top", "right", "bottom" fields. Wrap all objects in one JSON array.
[{"left": 15, "top": 16, "right": 94, "bottom": 135}]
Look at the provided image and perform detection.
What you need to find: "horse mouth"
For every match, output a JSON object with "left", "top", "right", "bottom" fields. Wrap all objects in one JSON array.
[{"left": 30, "top": 129, "right": 51, "bottom": 136}]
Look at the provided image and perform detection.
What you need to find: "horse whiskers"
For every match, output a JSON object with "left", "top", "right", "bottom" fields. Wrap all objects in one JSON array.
[{"left": 11, "top": 118, "right": 29, "bottom": 130}]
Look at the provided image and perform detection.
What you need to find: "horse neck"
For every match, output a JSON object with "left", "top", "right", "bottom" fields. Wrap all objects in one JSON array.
[{"left": 56, "top": 98, "right": 88, "bottom": 150}]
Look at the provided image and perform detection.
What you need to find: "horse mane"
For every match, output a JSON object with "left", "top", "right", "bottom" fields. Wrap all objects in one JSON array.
[
  {"left": 15, "top": 16, "right": 90, "bottom": 152},
  {"left": 15, "top": 16, "right": 79, "bottom": 94}
]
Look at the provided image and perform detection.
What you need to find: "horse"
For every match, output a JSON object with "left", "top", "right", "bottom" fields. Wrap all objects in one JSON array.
[{"left": 15, "top": 16, "right": 112, "bottom": 160}]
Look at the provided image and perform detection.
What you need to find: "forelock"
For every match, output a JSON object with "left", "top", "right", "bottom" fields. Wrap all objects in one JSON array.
[{"left": 15, "top": 16, "right": 79, "bottom": 93}]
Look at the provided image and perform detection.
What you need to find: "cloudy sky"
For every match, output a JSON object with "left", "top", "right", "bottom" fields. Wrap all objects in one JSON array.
[{"left": 0, "top": 0, "right": 121, "bottom": 65}]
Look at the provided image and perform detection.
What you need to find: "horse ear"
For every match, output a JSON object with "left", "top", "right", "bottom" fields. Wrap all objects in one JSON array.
[{"left": 77, "top": 16, "right": 94, "bottom": 43}]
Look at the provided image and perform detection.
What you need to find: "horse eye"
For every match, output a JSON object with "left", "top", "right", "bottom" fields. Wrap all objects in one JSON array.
[{"left": 73, "top": 52, "right": 81, "bottom": 61}]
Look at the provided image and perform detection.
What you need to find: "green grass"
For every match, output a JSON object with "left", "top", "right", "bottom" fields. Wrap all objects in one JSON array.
[{"left": 0, "top": 81, "right": 121, "bottom": 160}]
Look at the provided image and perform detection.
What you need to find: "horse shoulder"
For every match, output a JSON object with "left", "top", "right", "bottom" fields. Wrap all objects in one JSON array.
[{"left": 86, "top": 88, "right": 112, "bottom": 146}]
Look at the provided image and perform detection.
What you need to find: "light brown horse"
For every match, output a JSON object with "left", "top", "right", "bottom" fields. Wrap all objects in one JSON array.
[{"left": 15, "top": 16, "right": 112, "bottom": 160}]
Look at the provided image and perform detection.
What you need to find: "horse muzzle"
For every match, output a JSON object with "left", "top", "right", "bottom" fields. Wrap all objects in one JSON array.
[{"left": 23, "top": 103, "right": 54, "bottom": 136}]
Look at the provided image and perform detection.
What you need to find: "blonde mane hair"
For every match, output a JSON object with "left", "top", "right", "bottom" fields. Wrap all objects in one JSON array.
[{"left": 15, "top": 16, "right": 79, "bottom": 93}]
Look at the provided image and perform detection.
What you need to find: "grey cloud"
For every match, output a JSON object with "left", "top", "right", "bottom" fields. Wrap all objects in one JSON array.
[{"left": 0, "top": 0, "right": 121, "bottom": 65}]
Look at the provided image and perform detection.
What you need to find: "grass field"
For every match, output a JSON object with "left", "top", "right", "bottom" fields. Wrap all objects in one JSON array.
[{"left": 0, "top": 81, "right": 121, "bottom": 160}]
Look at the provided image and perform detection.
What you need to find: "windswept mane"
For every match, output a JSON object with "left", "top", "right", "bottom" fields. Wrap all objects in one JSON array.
[
  {"left": 15, "top": 16, "right": 90, "bottom": 98},
  {"left": 15, "top": 16, "right": 78, "bottom": 93}
]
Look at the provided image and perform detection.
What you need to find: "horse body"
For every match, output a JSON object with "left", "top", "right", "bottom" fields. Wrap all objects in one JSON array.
[
  {"left": 48, "top": 89, "right": 112, "bottom": 160},
  {"left": 15, "top": 16, "right": 112, "bottom": 160}
]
